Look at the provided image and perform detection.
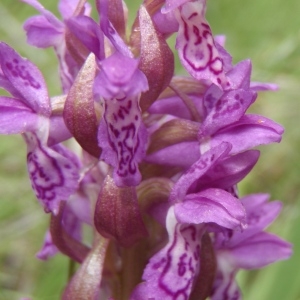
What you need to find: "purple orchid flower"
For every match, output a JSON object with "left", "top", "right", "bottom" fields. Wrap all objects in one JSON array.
[
  {"left": 0, "top": 42, "right": 79, "bottom": 214},
  {"left": 131, "top": 143, "right": 248, "bottom": 299},
  {"left": 22, "top": 0, "right": 91, "bottom": 92},
  {"left": 94, "top": 52, "right": 148, "bottom": 186},
  {"left": 146, "top": 59, "right": 283, "bottom": 169},
  {"left": 211, "top": 194, "right": 292, "bottom": 300}
]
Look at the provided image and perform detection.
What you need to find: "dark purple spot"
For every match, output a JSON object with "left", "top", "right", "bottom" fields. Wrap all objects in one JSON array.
[{"left": 188, "top": 12, "right": 198, "bottom": 20}]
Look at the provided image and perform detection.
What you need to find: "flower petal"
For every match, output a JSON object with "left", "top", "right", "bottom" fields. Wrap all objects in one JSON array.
[
  {"left": 132, "top": 207, "right": 202, "bottom": 300},
  {"left": 175, "top": 1, "right": 229, "bottom": 88},
  {"left": 36, "top": 231, "right": 58, "bottom": 260},
  {"left": 228, "top": 232, "right": 292, "bottom": 269},
  {"left": 0, "top": 42, "right": 51, "bottom": 116},
  {"left": 24, "top": 132, "right": 79, "bottom": 214},
  {"left": 0, "top": 96, "right": 39, "bottom": 134},
  {"left": 188, "top": 150, "right": 260, "bottom": 192},
  {"left": 170, "top": 142, "right": 231, "bottom": 202},
  {"left": 24, "top": 15, "right": 63, "bottom": 48},
  {"left": 95, "top": 52, "right": 148, "bottom": 186},
  {"left": 199, "top": 89, "right": 256, "bottom": 138},
  {"left": 175, "top": 188, "right": 246, "bottom": 229}
]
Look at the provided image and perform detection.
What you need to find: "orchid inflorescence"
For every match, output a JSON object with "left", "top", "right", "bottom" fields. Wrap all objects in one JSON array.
[{"left": 0, "top": 0, "right": 292, "bottom": 299}]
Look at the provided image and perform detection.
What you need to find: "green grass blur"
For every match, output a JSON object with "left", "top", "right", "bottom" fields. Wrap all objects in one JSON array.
[{"left": 0, "top": 0, "right": 299, "bottom": 299}]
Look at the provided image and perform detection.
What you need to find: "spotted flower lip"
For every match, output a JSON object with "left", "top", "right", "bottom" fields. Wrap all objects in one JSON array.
[
  {"left": 0, "top": 42, "right": 79, "bottom": 214},
  {"left": 95, "top": 51, "right": 149, "bottom": 187}
]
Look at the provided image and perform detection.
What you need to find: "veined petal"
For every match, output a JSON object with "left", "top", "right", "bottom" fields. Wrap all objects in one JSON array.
[
  {"left": 24, "top": 15, "right": 63, "bottom": 48},
  {"left": 175, "top": 1, "right": 229, "bottom": 88},
  {"left": 199, "top": 89, "right": 256, "bottom": 138},
  {"left": 0, "top": 96, "right": 39, "bottom": 134},
  {"left": 0, "top": 42, "right": 51, "bottom": 116},
  {"left": 132, "top": 207, "right": 203, "bottom": 300},
  {"left": 189, "top": 150, "right": 260, "bottom": 192},
  {"left": 95, "top": 52, "right": 148, "bottom": 186},
  {"left": 170, "top": 142, "right": 231, "bottom": 202},
  {"left": 211, "top": 266, "right": 241, "bottom": 300},
  {"left": 174, "top": 188, "right": 246, "bottom": 229},
  {"left": 24, "top": 132, "right": 79, "bottom": 214}
]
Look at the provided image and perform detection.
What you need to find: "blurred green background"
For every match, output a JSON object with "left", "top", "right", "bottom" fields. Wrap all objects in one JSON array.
[{"left": 0, "top": 0, "right": 299, "bottom": 299}]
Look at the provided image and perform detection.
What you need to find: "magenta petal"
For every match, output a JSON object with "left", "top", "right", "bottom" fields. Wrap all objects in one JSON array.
[
  {"left": 95, "top": 52, "right": 148, "bottom": 186},
  {"left": 24, "top": 15, "right": 63, "bottom": 48},
  {"left": 190, "top": 150, "right": 260, "bottom": 192},
  {"left": 170, "top": 142, "right": 231, "bottom": 202},
  {"left": 0, "top": 96, "right": 39, "bottom": 134},
  {"left": 146, "top": 141, "right": 200, "bottom": 167},
  {"left": 21, "top": 0, "right": 63, "bottom": 30},
  {"left": 211, "top": 114, "right": 284, "bottom": 153},
  {"left": 36, "top": 231, "right": 58, "bottom": 260},
  {"left": 95, "top": 52, "right": 148, "bottom": 99},
  {"left": 0, "top": 42, "right": 51, "bottom": 116},
  {"left": 175, "top": 188, "right": 246, "bottom": 229},
  {"left": 250, "top": 82, "right": 278, "bottom": 91},
  {"left": 230, "top": 232, "right": 292, "bottom": 269},
  {"left": 152, "top": 9, "right": 179, "bottom": 35},
  {"left": 175, "top": 1, "right": 229, "bottom": 88},
  {"left": 24, "top": 133, "right": 79, "bottom": 214},
  {"left": 227, "top": 59, "right": 252, "bottom": 90},
  {"left": 227, "top": 195, "right": 283, "bottom": 247},
  {"left": 135, "top": 207, "right": 202, "bottom": 299},
  {"left": 48, "top": 115, "right": 72, "bottom": 145},
  {"left": 211, "top": 268, "right": 241, "bottom": 300},
  {"left": 58, "top": 0, "right": 87, "bottom": 20},
  {"left": 66, "top": 16, "right": 102, "bottom": 59},
  {"left": 200, "top": 89, "right": 256, "bottom": 138}
]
